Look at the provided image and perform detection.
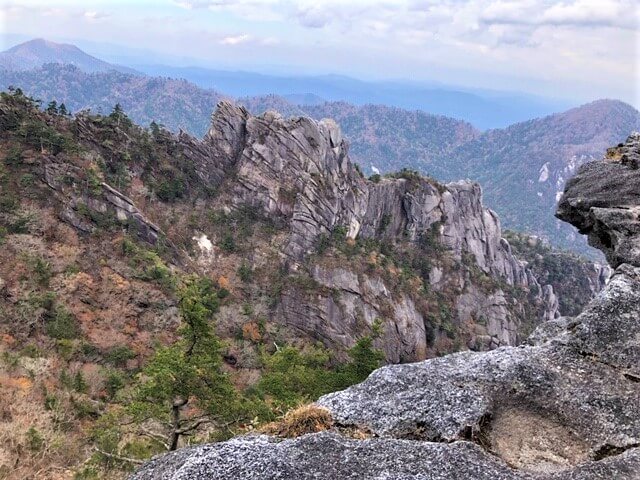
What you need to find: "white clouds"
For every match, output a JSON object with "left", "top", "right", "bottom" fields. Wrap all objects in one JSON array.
[
  {"left": 480, "top": 0, "right": 637, "bottom": 30},
  {"left": 541, "top": 0, "right": 634, "bottom": 29},
  {"left": 83, "top": 10, "right": 110, "bottom": 21},
  {"left": 218, "top": 33, "right": 280, "bottom": 46},
  {"left": 220, "top": 34, "right": 251, "bottom": 45},
  {"left": 2, "top": 0, "right": 637, "bottom": 106}
]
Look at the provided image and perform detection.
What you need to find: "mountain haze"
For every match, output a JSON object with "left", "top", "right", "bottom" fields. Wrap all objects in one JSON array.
[
  {"left": 0, "top": 38, "right": 570, "bottom": 129},
  {"left": 2, "top": 39, "right": 638, "bottom": 255},
  {"left": 138, "top": 64, "right": 569, "bottom": 129},
  {"left": 0, "top": 38, "right": 137, "bottom": 74}
]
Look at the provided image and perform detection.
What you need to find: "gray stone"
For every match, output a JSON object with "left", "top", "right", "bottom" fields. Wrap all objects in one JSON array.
[
  {"left": 131, "top": 129, "right": 640, "bottom": 480},
  {"left": 557, "top": 133, "right": 640, "bottom": 268}
]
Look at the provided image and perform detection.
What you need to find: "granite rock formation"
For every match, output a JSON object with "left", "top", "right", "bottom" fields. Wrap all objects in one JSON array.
[
  {"left": 203, "top": 103, "right": 559, "bottom": 359},
  {"left": 557, "top": 132, "right": 640, "bottom": 268},
  {"left": 53, "top": 101, "right": 559, "bottom": 360},
  {"left": 130, "top": 133, "right": 640, "bottom": 479}
]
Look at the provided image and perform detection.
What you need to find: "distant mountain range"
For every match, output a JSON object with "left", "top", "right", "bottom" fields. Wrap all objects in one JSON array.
[
  {"left": 1, "top": 63, "right": 223, "bottom": 136},
  {"left": 1, "top": 38, "right": 638, "bottom": 255},
  {"left": 137, "top": 64, "right": 570, "bottom": 130},
  {"left": 1, "top": 38, "right": 572, "bottom": 129},
  {"left": 0, "top": 38, "right": 137, "bottom": 74},
  {"left": 442, "top": 99, "right": 640, "bottom": 256}
]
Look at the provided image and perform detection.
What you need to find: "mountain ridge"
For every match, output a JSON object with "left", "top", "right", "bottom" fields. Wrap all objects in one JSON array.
[
  {"left": 1, "top": 40, "right": 638, "bottom": 256},
  {"left": 0, "top": 38, "right": 137, "bottom": 74}
]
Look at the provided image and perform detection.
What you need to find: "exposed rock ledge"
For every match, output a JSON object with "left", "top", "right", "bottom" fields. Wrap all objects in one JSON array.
[
  {"left": 557, "top": 132, "right": 640, "bottom": 269},
  {"left": 131, "top": 133, "right": 640, "bottom": 479}
]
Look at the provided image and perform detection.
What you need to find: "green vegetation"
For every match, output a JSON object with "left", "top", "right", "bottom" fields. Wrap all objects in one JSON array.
[
  {"left": 208, "top": 205, "right": 281, "bottom": 254},
  {"left": 104, "top": 345, "right": 137, "bottom": 368},
  {"left": 26, "top": 427, "right": 45, "bottom": 452},
  {"left": 121, "top": 237, "right": 175, "bottom": 290},
  {"left": 129, "top": 276, "right": 240, "bottom": 450},
  {"left": 25, "top": 254, "right": 52, "bottom": 286},
  {"left": 237, "top": 261, "right": 252, "bottom": 282},
  {"left": 4, "top": 146, "right": 23, "bottom": 166},
  {"left": 0, "top": 88, "right": 77, "bottom": 154},
  {"left": 504, "top": 230, "right": 602, "bottom": 315},
  {"left": 46, "top": 305, "right": 80, "bottom": 340},
  {"left": 255, "top": 324, "right": 384, "bottom": 412}
]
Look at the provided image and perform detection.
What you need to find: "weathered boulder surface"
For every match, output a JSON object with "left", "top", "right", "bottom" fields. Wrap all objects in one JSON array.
[
  {"left": 131, "top": 134, "right": 640, "bottom": 479},
  {"left": 557, "top": 132, "right": 640, "bottom": 268}
]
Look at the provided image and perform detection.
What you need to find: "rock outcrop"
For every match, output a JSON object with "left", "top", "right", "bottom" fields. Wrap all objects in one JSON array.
[
  {"left": 131, "top": 133, "right": 640, "bottom": 479},
  {"left": 53, "top": 102, "right": 560, "bottom": 360},
  {"left": 43, "top": 156, "right": 166, "bottom": 246},
  {"left": 206, "top": 103, "right": 559, "bottom": 358},
  {"left": 557, "top": 132, "right": 640, "bottom": 268}
]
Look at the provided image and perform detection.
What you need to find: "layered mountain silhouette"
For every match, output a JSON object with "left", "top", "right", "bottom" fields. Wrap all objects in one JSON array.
[
  {"left": 1, "top": 39, "right": 638, "bottom": 255},
  {"left": 0, "top": 38, "right": 137, "bottom": 74}
]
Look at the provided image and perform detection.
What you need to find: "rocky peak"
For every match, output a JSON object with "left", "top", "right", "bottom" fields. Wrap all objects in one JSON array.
[
  {"left": 131, "top": 133, "right": 640, "bottom": 479},
  {"left": 199, "top": 102, "right": 560, "bottom": 356},
  {"left": 557, "top": 132, "right": 640, "bottom": 268}
]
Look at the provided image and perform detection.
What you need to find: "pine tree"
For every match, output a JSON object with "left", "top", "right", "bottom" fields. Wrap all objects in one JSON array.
[
  {"left": 129, "top": 276, "right": 242, "bottom": 450},
  {"left": 109, "top": 103, "right": 130, "bottom": 128},
  {"left": 46, "top": 100, "right": 58, "bottom": 115},
  {"left": 150, "top": 121, "right": 160, "bottom": 137}
]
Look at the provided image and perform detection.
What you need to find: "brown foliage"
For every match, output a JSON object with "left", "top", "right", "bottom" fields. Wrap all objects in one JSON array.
[{"left": 260, "top": 405, "right": 333, "bottom": 438}]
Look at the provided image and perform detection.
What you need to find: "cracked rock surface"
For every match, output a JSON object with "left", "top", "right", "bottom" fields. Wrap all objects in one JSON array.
[{"left": 131, "top": 135, "right": 640, "bottom": 480}]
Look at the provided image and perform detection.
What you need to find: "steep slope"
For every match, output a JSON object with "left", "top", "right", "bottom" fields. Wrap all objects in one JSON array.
[
  {"left": 444, "top": 100, "right": 640, "bottom": 255},
  {"left": 131, "top": 134, "right": 640, "bottom": 480},
  {"left": 0, "top": 64, "right": 224, "bottom": 136},
  {"left": 0, "top": 90, "right": 574, "bottom": 477},
  {"left": 0, "top": 38, "right": 136, "bottom": 73}
]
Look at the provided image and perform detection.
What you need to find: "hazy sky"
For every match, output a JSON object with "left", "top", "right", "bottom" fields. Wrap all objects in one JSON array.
[{"left": 1, "top": 0, "right": 638, "bottom": 105}]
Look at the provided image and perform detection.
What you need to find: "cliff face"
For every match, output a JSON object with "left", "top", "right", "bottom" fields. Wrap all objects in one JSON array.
[
  {"left": 195, "top": 102, "right": 559, "bottom": 360},
  {"left": 0, "top": 96, "right": 562, "bottom": 365},
  {"left": 130, "top": 135, "right": 640, "bottom": 479},
  {"left": 503, "top": 230, "right": 610, "bottom": 316}
]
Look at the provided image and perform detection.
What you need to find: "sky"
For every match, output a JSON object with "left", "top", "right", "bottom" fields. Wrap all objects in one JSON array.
[{"left": 1, "top": 0, "right": 638, "bottom": 106}]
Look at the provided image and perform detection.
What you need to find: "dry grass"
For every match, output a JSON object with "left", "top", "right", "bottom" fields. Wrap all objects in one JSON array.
[
  {"left": 605, "top": 146, "right": 623, "bottom": 162},
  {"left": 260, "top": 404, "right": 334, "bottom": 438},
  {"left": 0, "top": 353, "right": 86, "bottom": 480}
]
